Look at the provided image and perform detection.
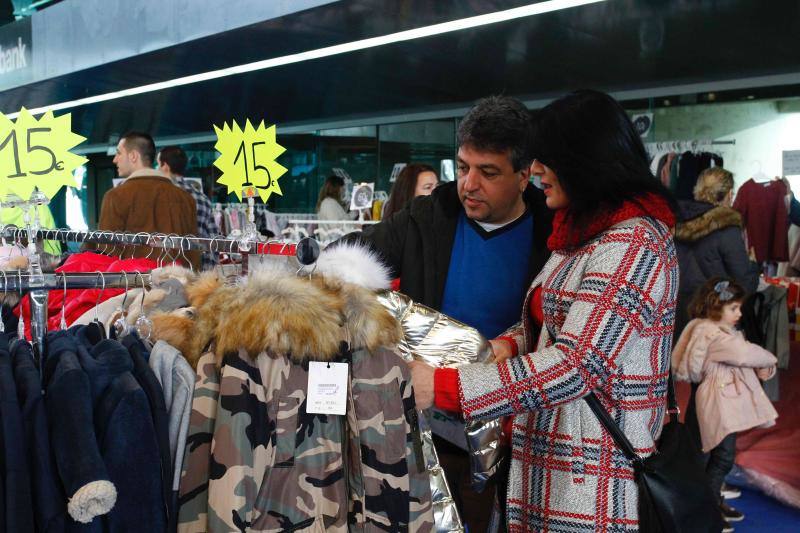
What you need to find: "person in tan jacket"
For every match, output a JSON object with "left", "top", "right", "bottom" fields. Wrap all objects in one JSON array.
[
  {"left": 98, "top": 132, "right": 199, "bottom": 268},
  {"left": 672, "top": 277, "right": 777, "bottom": 530}
]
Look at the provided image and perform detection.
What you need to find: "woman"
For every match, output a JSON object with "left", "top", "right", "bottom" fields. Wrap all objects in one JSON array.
[
  {"left": 382, "top": 163, "right": 439, "bottom": 219},
  {"left": 674, "top": 167, "right": 757, "bottom": 336},
  {"left": 316, "top": 175, "right": 357, "bottom": 221},
  {"left": 673, "top": 167, "right": 757, "bottom": 521},
  {"left": 410, "top": 90, "right": 679, "bottom": 531}
]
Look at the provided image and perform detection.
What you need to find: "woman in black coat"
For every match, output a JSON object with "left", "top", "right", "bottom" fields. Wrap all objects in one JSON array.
[{"left": 674, "top": 167, "right": 758, "bottom": 336}]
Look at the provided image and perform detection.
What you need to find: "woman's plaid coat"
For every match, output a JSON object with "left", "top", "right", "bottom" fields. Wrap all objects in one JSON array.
[{"left": 458, "top": 216, "right": 679, "bottom": 532}]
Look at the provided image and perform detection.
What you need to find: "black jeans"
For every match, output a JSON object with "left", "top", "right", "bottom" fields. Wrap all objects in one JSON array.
[{"left": 706, "top": 433, "right": 737, "bottom": 503}]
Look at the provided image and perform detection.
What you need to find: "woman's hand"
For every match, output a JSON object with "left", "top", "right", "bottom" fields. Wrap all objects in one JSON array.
[
  {"left": 408, "top": 360, "right": 436, "bottom": 409},
  {"left": 489, "top": 339, "right": 513, "bottom": 363}
]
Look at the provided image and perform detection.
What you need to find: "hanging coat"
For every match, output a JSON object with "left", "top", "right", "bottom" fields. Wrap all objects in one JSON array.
[{"left": 177, "top": 266, "right": 434, "bottom": 532}]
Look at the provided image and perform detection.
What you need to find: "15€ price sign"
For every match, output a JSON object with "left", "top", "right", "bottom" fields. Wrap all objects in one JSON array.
[
  {"left": 0, "top": 108, "right": 87, "bottom": 200},
  {"left": 213, "top": 119, "right": 287, "bottom": 203}
]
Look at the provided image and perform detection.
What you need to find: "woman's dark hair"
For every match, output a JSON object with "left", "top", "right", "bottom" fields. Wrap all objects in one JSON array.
[
  {"left": 531, "top": 90, "right": 675, "bottom": 237},
  {"left": 316, "top": 175, "right": 345, "bottom": 211},
  {"left": 688, "top": 277, "right": 746, "bottom": 321},
  {"left": 383, "top": 163, "right": 437, "bottom": 219}
]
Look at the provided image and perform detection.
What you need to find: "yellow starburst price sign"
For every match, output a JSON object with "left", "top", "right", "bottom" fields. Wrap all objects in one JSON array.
[
  {"left": 213, "top": 119, "right": 287, "bottom": 203},
  {"left": 0, "top": 108, "right": 87, "bottom": 200}
]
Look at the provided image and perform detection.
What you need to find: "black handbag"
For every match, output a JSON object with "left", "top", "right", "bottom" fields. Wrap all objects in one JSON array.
[{"left": 584, "top": 374, "right": 725, "bottom": 533}]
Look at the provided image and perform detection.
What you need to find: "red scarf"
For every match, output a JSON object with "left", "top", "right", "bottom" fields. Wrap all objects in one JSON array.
[{"left": 547, "top": 193, "right": 675, "bottom": 251}]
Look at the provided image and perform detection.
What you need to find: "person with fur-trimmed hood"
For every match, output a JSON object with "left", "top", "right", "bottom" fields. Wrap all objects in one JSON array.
[{"left": 674, "top": 167, "right": 758, "bottom": 337}]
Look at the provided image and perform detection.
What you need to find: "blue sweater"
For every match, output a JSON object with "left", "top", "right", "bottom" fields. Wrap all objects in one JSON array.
[{"left": 441, "top": 212, "right": 533, "bottom": 339}]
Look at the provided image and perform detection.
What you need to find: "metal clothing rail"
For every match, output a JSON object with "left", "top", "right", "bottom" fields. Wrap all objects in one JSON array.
[
  {"left": 2, "top": 226, "right": 322, "bottom": 267},
  {"left": 1, "top": 272, "right": 153, "bottom": 371},
  {"left": 288, "top": 219, "right": 380, "bottom": 225},
  {"left": 3, "top": 227, "right": 268, "bottom": 254},
  {"left": 0, "top": 228, "right": 320, "bottom": 370},
  {"left": 645, "top": 139, "right": 736, "bottom": 151},
  {"left": 0, "top": 272, "right": 152, "bottom": 292}
]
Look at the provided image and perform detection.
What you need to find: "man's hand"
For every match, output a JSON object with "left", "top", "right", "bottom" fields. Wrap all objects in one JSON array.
[
  {"left": 489, "top": 339, "right": 513, "bottom": 363},
  {"left": 408, "top": 360, "right": 436, "bottom": 410}
]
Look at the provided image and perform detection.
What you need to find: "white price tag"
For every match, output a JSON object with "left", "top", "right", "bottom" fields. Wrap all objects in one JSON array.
[{"left": 307, "top": 361, "right": 348, "bottom": 415}]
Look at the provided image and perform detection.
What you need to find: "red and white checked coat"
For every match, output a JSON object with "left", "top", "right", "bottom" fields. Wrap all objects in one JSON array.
[{"left": 458, "top": 216, "right": 678, "bottom": 532}]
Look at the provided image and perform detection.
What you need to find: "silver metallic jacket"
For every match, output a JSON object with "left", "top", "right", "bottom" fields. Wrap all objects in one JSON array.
[{"left": 378, "top": 290, "right": 507, "bottom": 533}]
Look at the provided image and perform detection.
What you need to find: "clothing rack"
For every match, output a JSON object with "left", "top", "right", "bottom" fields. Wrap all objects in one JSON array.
[
  {"left": 3, "top": 226, "right": 321, "bottom": 266},
  {"left": 0, "top": 272, "right": 152, "bottom": 291},
  {"left": 288, "top": 219, "right": 380, "bottom": 225},
  {"left": 0, "top": 227, "right": 320, "bottom": 370},
  {"left": 3, "top": 227, "right": 269, "bottom": 254},
  {"left": 1, "top": 272, "right": 153, "bottom": 371},
  {"left": 645, "top": 139, "right": 736, "bottom": 152}
]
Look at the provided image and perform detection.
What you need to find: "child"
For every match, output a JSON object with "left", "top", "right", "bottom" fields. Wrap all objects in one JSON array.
[{"left": 672, "top": 277, "right": 778, "bottom": 531}]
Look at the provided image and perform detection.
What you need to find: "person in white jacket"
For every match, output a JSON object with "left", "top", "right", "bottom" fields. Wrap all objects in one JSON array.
[{"left": 316, "top": 175, "right": 358, "bottom": 221}]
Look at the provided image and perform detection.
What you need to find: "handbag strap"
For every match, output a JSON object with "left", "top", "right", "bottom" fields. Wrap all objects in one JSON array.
[
  {"left": 665, "top": 371, "right": 679, "bottom": 423},
  {"left": 584, "top": 371, "right": 677, "bottom": 470},
  {"left": 584, "top": 392, "right": 645, "bottom": 470}
]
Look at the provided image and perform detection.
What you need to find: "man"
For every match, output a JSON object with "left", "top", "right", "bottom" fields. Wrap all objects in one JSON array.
[
  {"left": 157, "top": 146, "right": 220, "bottom": 269},
  {"left": 353, "top": 96, "right": 553, "bottom": 532},
  {"left": 98, "top": 131, "right": 199, "bottom": 268}
]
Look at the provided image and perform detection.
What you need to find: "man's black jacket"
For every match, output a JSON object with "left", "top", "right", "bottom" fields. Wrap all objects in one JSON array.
[{"left": 350, "top": 181, "right": 553, "bottom": 311}]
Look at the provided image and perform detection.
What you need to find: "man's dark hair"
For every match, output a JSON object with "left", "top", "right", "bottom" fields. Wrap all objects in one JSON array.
[
  {"left": 121, "top": 131, "right": 156, "bottom": 166},
  {"left": 457, "top": 95, "right": 533, "bottom": 172},
  {"left": 530, "top": 89, "right": 675, "bottom": 242},
  {"left": 158, "top": 145, "right": 188, "bottom": 175}
]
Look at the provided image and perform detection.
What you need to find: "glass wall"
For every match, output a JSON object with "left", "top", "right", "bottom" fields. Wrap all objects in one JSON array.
[{"left": 81, "top": 118, "right": 458, "bottom": 228}]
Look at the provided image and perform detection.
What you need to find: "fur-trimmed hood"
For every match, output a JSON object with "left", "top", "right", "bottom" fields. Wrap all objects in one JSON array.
[
  {"left": 674, "top": 201, "right": 742, "bottom": 242},
  {"left": 157, "top": 243, "right": 402, "bottom": 368}
]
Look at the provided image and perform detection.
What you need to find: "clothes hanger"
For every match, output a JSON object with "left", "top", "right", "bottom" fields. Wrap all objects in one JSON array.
[
  {"left": 165, "top": 235, "right": 180, "bottom": 266},
  {"left": 141, "top": 233, "right": 154, "bottom": 260},
  {"left": 0, "top": 270, "right": 6, "bottom": 333},
  {"left": 133, "top": 271, "right": 152, "bottom": 341},
  {"left": 58, "top": 273, "right": 68, "bottom": 330},
  {"left": 178, "top": 236, "right": 193, "bottom": 272},
  {"left": 751, "top": 161, "right": 770, "bottom": 183},
  {"left": 111, "top": 272, "right": 131, "bottom": 339},
  {"left": 14, "top": 227, "right": 26, "bottom": 257},
  {"left": 118, "top": 233, "right": 130, "bottom": 260},
  {"left": 87, "top": 271, "right": 107, "bottom": 340},
  {"left": 209, "top": 236, "right": 220, "bottom": 265},
  {"left": 17, "top": 270, "right": 26, "bottom": 341},
  {"left": 155, "top": 235, "right": 169, "bottom": 268},
  {"left": 113, "top": 231, "right": 125, "bottom": 260}
]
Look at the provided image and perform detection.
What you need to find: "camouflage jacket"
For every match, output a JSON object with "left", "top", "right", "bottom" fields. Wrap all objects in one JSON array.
[{"left": 177, "top": 270, "right": 434, "bottom": 532}]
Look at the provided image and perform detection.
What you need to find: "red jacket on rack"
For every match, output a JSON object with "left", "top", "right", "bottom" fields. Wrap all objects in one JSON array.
[
  {"left": 15, "top": 252, "right": 157, "bottom": 338},
  {"left": 733, "top": 178, "right": 789, "bottom": 263}
]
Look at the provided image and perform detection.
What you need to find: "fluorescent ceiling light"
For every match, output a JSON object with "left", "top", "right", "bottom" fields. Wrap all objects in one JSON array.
[{"left": 6, "top": 0, "right": 605, "bottom": 118}]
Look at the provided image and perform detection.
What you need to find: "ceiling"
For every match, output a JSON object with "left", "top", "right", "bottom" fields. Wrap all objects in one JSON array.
[{"left": 1, "top": 0, "right": 799, "bottom": 145}]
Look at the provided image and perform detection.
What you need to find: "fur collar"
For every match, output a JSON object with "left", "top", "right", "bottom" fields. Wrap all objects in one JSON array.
[
  {"left": 674, "top": 206, "right": 742, "bottom": 242},
  {"left": 314, "top": 242, "right": 392, "bottom": 290},
  {"left": 161, "top": 243, "right": 401, "bottom": 368}
]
